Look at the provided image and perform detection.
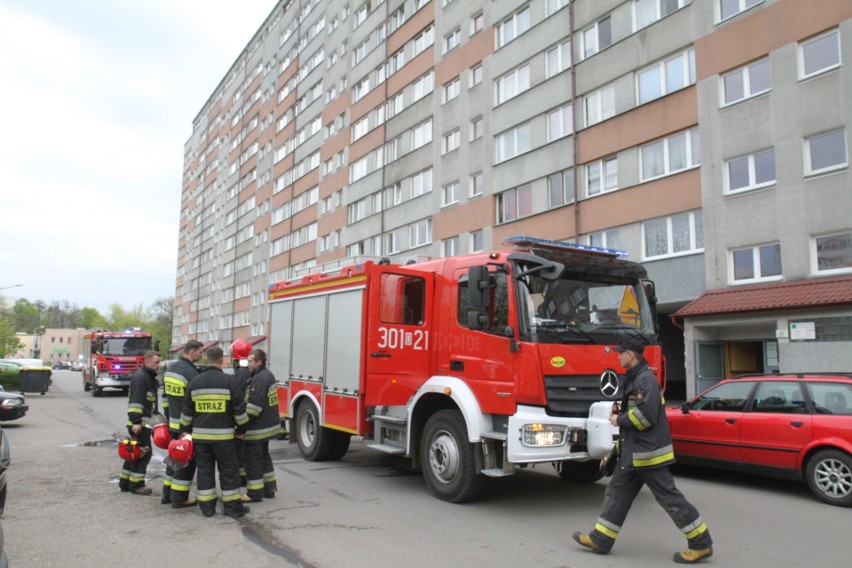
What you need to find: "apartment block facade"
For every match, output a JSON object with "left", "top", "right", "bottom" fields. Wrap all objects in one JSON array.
[{"left": 174, "top": 0, "right": 852, "bottom": 398}]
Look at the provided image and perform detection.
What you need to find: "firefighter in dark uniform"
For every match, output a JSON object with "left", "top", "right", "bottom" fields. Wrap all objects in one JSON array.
[
  {"left": 229, "top": 339, "right": 253, "bottom": 488},
  {"left": 573, "top": 338, "right": 714, "bottom": 564},
  {"left": 179, "top": 346, "right": 250, "bottom": 518},
  {"left": 119, "top": 350, "right": 161, "bottom": 495},
  {"left": 240, "top": 349, "right": 282, "bottom": 502},
  {"left": 161, "top": 339, "right": 204, "bottom": 507}
]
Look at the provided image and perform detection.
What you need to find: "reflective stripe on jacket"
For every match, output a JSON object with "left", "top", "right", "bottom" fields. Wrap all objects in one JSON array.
[{"left": 616, "top": 360, "right": 674, "bottom": 469}]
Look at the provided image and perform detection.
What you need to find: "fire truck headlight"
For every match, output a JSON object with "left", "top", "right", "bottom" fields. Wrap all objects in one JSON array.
[
  {"left": 97, "top": 371, "right": 110, "bottom": 379},
  {"left": 521, "top": 424, "right": 567, "bottom": 448}
]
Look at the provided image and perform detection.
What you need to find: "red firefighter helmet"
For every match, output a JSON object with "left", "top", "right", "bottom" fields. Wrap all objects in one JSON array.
[
  {"left": 168, "top": 437, "right": 194, "bottom": 464},
  {"left": 118, "top": 438, "right": 143, "bottom": 462},
  {"left": 230, "top": 338, "right": 252, "bottom": 360},
  {"left": 152, "top": 424, "right": 171, "bottom": 449}
]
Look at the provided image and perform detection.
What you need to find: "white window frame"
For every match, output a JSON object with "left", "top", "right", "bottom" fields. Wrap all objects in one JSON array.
[
  {"left": 470, "top": 116, "right": 483, "bottom": 141},
  {"left": 496, "top": 183, "right": 533, "bottom": 223},
  {"left": 721, "top": 57, "right": 771, "bottom": 107},
  {"left": 798, "top": 28, "right": 841, "bottom": 80},
  {"left": 442, "top": 181, "right": 460, "bottom": 207},
  {"left": 582, "top": 15, "right": 612, "bottom": 60},
  {"left": 444, "top": 28, "right": 461, "bottom": 54},
  {"left": 470, "top": 12, "right": 484, "bottom": 36},
  {"left": 409, "top": 218, "right": 432, "bottom": 248},
  {"left": 724, "top": 148, "right": 776, "bottom": 194},
  {"left": 633, "top": 0, "right": 689, "bottom": 32},
  {"left": 729, "top": 243, "right": 783, "bottom": 285},
  {"left": 718, "top": 0, "right": 763, "bottom": 22},
  {"left": 546, "top": 40, "right": 571, "bottom": 78},
  {"left": 469, "top": 64, "right": 483, "bottom": 87},
  {"left": 442, "top": 77, "right": 460, "bottom": 104},
  {"left": 495, "top": 64, "right": 531, "bottom": 105},
  {"left": 547, "top": 104, "right": 573, "bottom": 142},
  {"left": 811, "top": 231, "right": 852, "bottom": 276},
  {"left": 470, "top": 172, "right": 483, "bottom": 197},
  {"left": 804, "top": 128, "right": 848, "bottom": 176},
  {"left": 586, "top": 156, "right": 618, "bottom": 197},
  {"left": 442, "top": 236, "right": 460, "bottom": 257},
  {"left": 442, "top": 129, "right": 461, "bottom": 154},
  {"left": 470, "top": 229, "right": 484, "bottom": 252},
  {"left": 636, "top": 49, "right": 695, "bottom": 105},
  {"left": 584, "top": 85, "right": 615, "bottom": 126},
  {"left": 640, "top": 127, "right": 700, "bottom": 182},
  {"left": 495, "top": 122, "right": 532, "bottom": 163},
  {"left": 642, "top": 210, "right": 704, "bottom": 260},
  {"left": 496, "top": 6, "right": 530, "bottom": 48}
]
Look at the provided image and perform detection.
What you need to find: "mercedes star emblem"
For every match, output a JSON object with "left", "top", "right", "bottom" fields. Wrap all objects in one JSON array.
[{"left": 600, "top": 370, "right": 619, "bottom": 398}]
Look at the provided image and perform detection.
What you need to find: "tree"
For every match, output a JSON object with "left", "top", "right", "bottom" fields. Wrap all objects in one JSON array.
[
  {"left": 147, "top": 297, "right": 174, "bottom": 357},
  {"left": 77, "top": 307, "right": 107, "bottom": 330},
  {"left": 0, "top": 305, "right": 22, "bottom": 357},
  {"left": 12, "top": 299, "right": 40, "bottom": 333},
  {"left": 106, "top": 303, "right": 147, "bottom": 330}
]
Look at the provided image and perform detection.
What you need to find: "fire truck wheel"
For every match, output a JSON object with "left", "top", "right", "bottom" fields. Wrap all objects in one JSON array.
[
  {"left": 92, "top": 385, "right": 103, "bottom": 397},
  {"left": 556, "top": 459, "right": 605, "bottom": 484},
  {"left": 295, "top": 400, "right": 334, "bottom": 461},
  {"left": 420, "top": 409, "right": 484, "bottom": 503},
  {"left": 329, "top": 432, "right": 351, "bottom": 460}
]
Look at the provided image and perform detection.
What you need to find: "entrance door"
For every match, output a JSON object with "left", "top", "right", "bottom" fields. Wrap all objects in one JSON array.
[{"left": 696, "top": 342, "right": 725, "bottom": 395}]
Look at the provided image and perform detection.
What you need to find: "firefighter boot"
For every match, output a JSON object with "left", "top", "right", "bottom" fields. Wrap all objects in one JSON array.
[
  {"left": 172, "top": 497, "right": 198, "bottom": 509},
  {"left": 572, "top": 532, "right": 608, "bottom": 555},
  {"left": 673, "top": 547, "right": 713, "bottom": 564}
]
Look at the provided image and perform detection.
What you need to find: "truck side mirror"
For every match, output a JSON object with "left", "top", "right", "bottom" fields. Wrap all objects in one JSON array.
[
  {"left": 467, "top": 311, "right": 488, "bottom": 331},
  {"left": 467, "top": 265, "right": 491, "bottom": 309}
]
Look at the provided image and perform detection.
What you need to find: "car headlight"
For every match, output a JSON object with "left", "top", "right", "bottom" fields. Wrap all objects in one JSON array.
[
  {"left": 1, "top": 399, "right": 22, "bottom": 406},
  {"left": 521, "top": 424, "right": 567, "bottom": 448}
]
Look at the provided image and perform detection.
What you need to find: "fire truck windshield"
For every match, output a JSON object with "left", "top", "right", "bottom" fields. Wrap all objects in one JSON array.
[
  {"left": 515, "top": 268, "right": 656, "bottom": 345},
  {"left": 101, "top": 337, "right": 152, "bottom": 356}
]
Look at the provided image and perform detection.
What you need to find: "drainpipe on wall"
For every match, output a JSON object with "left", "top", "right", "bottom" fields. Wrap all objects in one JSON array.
[{"left": 569, "top": 0, "right": 580, "bottom": 239}]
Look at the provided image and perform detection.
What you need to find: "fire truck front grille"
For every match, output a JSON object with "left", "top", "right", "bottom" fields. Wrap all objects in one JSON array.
[{"left": 544, "top": 375, "right": 619, "bottom": 417}]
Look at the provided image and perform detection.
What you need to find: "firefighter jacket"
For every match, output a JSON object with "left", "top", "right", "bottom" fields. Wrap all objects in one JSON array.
[
  {"left": 243, "top": 365, "right": 282, "bottom": 442},
  {"left": 232, "top": 365, "right": 251, "bottom": 400},
  {"left": 162, "top": 356, "right": 200, "bottom": 432},
  {"left": 179, "top": 366, "right": 249, "bottom": 443},
  {"left": 615, "top": 359, "right": 675, "bottom": 469},
  {"left": 127, "top": 365, "right": 159, "bottom": 428}
]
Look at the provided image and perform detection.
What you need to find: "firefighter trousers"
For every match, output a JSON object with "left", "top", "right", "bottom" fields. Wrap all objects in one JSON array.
[
  {"left": 235, "top": 438, "right": 247, "bottom": 487},
  {"left": 162, "top": 431, "right": 197, "bottom": 504},
  {"left": 119, "top": 427, "right": 152, "bottom": 492},
  {"left": 243, "top": 440, "right": 277, "bottom": 500},
  {"left": 589, "top": 461, "right": 712, "bottom": 553},
  {"left": 195, "top": 441, "right": 246, "bottom": 516}
]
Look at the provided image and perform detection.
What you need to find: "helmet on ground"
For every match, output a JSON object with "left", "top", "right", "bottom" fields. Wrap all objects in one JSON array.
[
  {"left": 152, "top": 424, "right": 171, "bottom": 449},
  {"left": 118, "top": 438, "right": 143, "bottom": 462},
  {"left": 230, "top": 338, "right": 252, "bottom": 360},
  {"left": 168, "top": 437, "right": 194, "bottom": 464}
]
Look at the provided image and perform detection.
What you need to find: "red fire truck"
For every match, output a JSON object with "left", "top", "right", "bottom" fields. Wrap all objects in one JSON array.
[
  {"left": 268, "top": 236, "right": 663, "bottom": 502},
  {"left": 81, "top": 329, "right": 155, "bottom": 397}
]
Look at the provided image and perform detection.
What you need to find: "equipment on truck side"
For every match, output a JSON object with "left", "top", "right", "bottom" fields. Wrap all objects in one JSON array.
[{"left": 268, "top": 236, "right": 664, "bottom": 502}]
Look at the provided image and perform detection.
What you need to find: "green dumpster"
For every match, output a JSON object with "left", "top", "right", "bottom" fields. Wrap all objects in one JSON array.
[{"left": 20, "top": 366, "right": 52, "bottom": 394}]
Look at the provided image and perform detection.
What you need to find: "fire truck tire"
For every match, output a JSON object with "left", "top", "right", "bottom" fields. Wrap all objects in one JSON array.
[
  {"left": 92, "top": 385, "right": 103, "bottom": 397},
  {"left": 420, "top": 409, "right": 484, "bottom": 503},
  {"left": 329, "top": 432, "right": 351, "bottom": 460},
  {"left": 295, "top": 400, "right": 334, "bottom": 461},
  {"left": 556, "top": 459, "right": 605, "bottom": 484}
]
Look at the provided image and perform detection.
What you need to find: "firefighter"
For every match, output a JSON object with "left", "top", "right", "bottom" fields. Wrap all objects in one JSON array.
[
  {"left": 161, "top": 339, "right": 204, "bottom": 508},
  {"left": 118, "top": 350, "right": 161, "bottom": 495},
  {"left": 240, "top": 349, "right": 282, "bottom": 502},
  {"left": 179, "top": 346, "right": 250, "bottom": 518},
  {"left": 572, "top": 338, "right": 714, "bottom": 564},
  {"left": 229, "top": 339, "right": 253, "bottom": 488}
]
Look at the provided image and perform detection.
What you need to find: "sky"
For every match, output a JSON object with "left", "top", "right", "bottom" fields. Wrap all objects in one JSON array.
[{"left": 0, "top": 0, "right": 278, "bottom": 314}]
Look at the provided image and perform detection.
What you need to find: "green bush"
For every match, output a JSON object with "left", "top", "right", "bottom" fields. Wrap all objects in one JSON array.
[{"left": 0, "top": 368, "right": 21, "bottom": 391}]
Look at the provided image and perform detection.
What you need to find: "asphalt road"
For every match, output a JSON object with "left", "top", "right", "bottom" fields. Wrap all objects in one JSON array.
[{"left": 2, "top": 371, "right": 851, "bottom": 567}]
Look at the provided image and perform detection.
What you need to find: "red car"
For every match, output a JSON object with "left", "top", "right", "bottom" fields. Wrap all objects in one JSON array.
[{"left": 667, "top": 374, "right": 852, "bottom": 507}]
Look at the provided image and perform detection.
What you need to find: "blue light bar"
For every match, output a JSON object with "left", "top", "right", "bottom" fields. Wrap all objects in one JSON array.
[{"left": 502, "top": 235, "right": 628, "bottom": 258}]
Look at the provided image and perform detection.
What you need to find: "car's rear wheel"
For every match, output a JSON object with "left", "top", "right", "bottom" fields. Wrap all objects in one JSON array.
[{"left": 806, "top": 449, "right": 852, "bottom": 507}]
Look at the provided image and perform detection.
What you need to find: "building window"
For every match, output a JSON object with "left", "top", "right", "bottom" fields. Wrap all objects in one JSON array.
[
  {"left": 643, "top": 210, "right": 703, "bottom": 259},
  {"left": 412, "top": 71, "right": 434, "bottom": 102},
  {"left": 471, "top": 230, "right": 484, "bottom": 252},
  {"left": 722, "top": 58, "right": 771, "bottom": 106},
  {"left": 470, "top": 12, "right": 484, "bottom": 35},
  {"left": 799, "top": 29, "right": 840, "bottom": 79},
  {"left": 469, "top": 64, "right": 483, "bottom": 87},
  {"left": 496, "top": 183, "right": 533, "bottom": 223},
  {"left": 812, "top": 232, "right": 852, "bottom": 275},
  {"left": 442, "top": 129, "right": 461, "bottom": 154},
  {"left": 442, "top": 236, "right": 460, "bottom": 257},
  {"left": 470, "top": 116, "right": 483, "bottom": 141},
  {"left": 444, "top": 28, "right": 461, "bottom": 54},
  {"left": 719, "top": 0, "right": 763, "bottom": 21},
  {"left": 633, "top": 0, "right": 689, "bottom": 32},
  {"left": 410, "top": 168, "right": 433, "bottom": 197},
  {"left": 470, "top": 172, "right": 483, "bottom": 196},
  {"left": 546, "top": 0, "right": 569, "bottom": 16},
  {"left": 547, "top": 104, "right": 573, "bottom": 141},
  {"left": 805, "top": 129, "right": 847, "bottom": 175},
  {"left": 588, "top": 228, "right": 621, "bottom": 250},
  {"left": 442, "top": 181, "right": 460, "bottom": 206},
  {"left": 410, "top": 219, "right": 432, "bottom": 248},
  {"left": 495, "top": 122, "right": 532, "bottom": 163},
  {"left": 548, "top": 168, "right": 574, "bottom": 208},
  {"left": 584, "top": 85, "right": 615, "bottom": 126},
  {"left": 726, "top": 148, "right": 776, "bottom": 194},
  {"left": 496, "top": 6, "right": 530, "bottom": 48},
  {"left": 637, "top": 48, "right": 695, "bottom": 105},
  {"left": 582, "top": 16, "right": 612, "bottom": 59},
  {"left": 495, "top": 64, "right": 530, "bottom": 105},
  {"left": 546, "top": 40, "right": 571, "bottom": 77},
  {"left": 586, "top": 157, "right": 618, "bottom": 196},
  {"left": 411, "top": 118, "right": 433, "bottom": 150},
  {"left": 385, "top": 230, "right": 401, "bottom": 254},
  {"left": 442, "top": 77, "right": 460, "bottom": 104},
  {"left": 731, "top": 243, "right": 782, "bottom": 284},
  {"left": 413, "top": 24, "right": 434, "bottom": 57},
  {"left": 640, "top": 127, "right": 700, "bottom": 181}
]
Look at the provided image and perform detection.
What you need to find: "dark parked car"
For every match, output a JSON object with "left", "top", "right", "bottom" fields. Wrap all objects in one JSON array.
[
  {"left": 0, "top": 387, "right": 27, "bottom": 422},
  {"left": 667, "top": 374, "right": 852, "bottom": 507},
  {"left": 1, "top": 425, "right": 10, "bottom": 567}
]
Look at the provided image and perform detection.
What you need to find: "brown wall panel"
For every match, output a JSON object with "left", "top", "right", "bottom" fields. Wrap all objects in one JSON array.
[
  {"left": 388, "top": 47, "right": 435, "bottom": 96},
  {"left": 492, "top": 208, "right": 578, "bottom": 245},
  {"left": 432, "top": 197, "right": 494, "bottom": 240},
  {"left": 349, "top": 125, "right": 386, "bottom": 162},
  {"left": 388, "top": 1, "right": 435, "bottom": 53},
  {"left": 435, "top": 28, "right": 493, "bottom": 85}
]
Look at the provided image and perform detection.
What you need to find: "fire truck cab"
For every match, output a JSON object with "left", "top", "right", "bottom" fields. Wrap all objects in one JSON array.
[
  {"left": 269, "top": 236, "right": 662, "bottom": 502},
  {"left": 81, "top": 329, "right": 154, "bottom": 397}
]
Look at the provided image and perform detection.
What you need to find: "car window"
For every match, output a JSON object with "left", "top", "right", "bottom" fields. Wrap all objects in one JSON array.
[
  {"left": 807, "top": 382, "right": 852, "bottom": 416},
  {"left": 752, "top": 381, "right": 806, "bottom": 414},
  {"left": 692, "top": 381, "right": 754, "bottom": 411}
]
